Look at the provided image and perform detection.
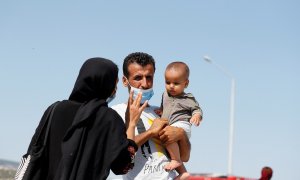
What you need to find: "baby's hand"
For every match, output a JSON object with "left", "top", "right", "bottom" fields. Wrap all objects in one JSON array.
[
  {"left": 190, "top": 113, "right": 202, "bottom": 126},
  {"left": 154, "top": 108, "right": 162, "bottom": 116}
]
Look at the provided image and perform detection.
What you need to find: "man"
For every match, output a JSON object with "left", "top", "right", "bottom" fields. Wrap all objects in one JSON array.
[{"left": 112, "top": 52, "right": 191, "bottom": 180}]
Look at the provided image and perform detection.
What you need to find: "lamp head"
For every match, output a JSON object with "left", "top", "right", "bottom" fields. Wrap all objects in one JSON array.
[{"left": 203, "top": 56, "right": 212, "bottom": 63}]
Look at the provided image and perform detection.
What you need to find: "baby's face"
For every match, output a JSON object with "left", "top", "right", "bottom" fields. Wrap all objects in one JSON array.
[{"left": 164, "top": 68, "right": 188, "bottom": 97}]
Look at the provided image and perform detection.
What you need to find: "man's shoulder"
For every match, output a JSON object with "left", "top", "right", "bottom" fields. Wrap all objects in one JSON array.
[{"left": 110, "top": 103, "right": 127, "bottom": 121}]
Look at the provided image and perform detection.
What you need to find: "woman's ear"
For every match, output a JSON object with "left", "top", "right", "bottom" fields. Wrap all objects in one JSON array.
[{"left": 122, "top": 76, "right": 128, "bottom": 87}]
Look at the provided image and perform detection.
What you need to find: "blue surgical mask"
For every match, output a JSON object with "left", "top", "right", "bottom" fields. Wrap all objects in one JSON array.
[
  {"left": 130, "top": 85, "right": 154, "bottom": 104},
  {"left": 106, "top": 93, "right": 116, "bottom": 104}
]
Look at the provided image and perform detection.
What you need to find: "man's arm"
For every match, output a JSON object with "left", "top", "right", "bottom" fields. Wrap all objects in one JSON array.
[
  {"left": 134, "top": 131, "right": 154, "bottom": 147},
  {"left": 159, "top": 126, "right": 191, "bottom": 162}
]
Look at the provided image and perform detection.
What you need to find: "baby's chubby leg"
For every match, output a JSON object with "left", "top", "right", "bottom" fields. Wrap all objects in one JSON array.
[{"left": 164, "top": 142, "right": 182, "bottom": 171}]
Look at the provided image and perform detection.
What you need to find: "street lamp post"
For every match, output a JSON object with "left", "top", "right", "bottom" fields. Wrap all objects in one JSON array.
[{"left": 203, "top": 56, "right": 236, "bottom": 175}]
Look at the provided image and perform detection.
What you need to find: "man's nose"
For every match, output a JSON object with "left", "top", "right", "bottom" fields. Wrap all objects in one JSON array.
[{"left": 141, "top": 78, "right": 149, "bottom": 89}]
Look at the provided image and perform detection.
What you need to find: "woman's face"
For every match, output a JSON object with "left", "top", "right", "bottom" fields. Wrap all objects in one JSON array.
[{"left": 110, "top": 78, "right": 119, "bottom": 97}]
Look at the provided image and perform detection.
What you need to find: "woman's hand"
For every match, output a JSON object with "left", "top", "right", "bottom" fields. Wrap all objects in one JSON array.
[
  {"left": 125, "top": 90, "right": 148, "bottom": 140},
  {"left": 126, "top": 90, "right": 148, "bottom": 126}
]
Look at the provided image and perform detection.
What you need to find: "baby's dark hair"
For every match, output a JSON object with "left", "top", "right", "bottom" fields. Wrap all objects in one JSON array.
[
  {"left": 123, "top": 52, "right": 156, "bottom": 78},
  {"left": 166, "top": 61, "right": 190, "bottom": 79}
]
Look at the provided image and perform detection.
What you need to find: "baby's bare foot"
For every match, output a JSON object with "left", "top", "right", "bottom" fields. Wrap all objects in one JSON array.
[{"left": 164, "top": 160, "right": 182, "bottom": 171}]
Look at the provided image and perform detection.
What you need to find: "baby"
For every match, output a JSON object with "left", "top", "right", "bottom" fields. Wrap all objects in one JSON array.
[{"left": 155, "top": 61, "right": 203, "bottom": 180}]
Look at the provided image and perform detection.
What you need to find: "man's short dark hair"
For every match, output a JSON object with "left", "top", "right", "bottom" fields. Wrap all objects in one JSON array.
[{"left": 123, "top": 52, "right": 156, "bottom": 78}]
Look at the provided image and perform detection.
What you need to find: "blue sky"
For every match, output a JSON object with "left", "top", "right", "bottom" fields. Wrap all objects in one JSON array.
[{"left": 0, "top": 1, "right": 299, "bottom": 179}]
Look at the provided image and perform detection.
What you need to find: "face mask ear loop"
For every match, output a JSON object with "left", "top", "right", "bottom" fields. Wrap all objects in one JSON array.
[
  {"left": 125, "top": 79, "right": 141, "bottom": 93},
  {"left": 124, "top": 76, "right": 132, "bottom": 88}
]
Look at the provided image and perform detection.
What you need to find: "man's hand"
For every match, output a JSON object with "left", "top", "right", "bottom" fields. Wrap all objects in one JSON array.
[
  {"left": 154, "top": 108, "right": 162, "bottom": 116},
  {"left": 148, "top": 118, "right": 168, "bottom": 138},
  {"left": 134, "top": 118, "right": 168, "bottom": 147},
  {"left": 158, "top": 126, "right": 184, "bottom": 145}
]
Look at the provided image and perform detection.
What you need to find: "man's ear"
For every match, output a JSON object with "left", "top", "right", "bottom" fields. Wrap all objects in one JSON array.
[
  {"left": 122, "top": 76, "right": 128, "bottom": 87},
  {"left": 185, "top": 79, "right": 189, "bottom": 88}
]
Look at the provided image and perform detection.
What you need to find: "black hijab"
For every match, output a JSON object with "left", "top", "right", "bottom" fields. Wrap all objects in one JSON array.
[
  {"left": 54, "top": 58, "right": 126, "bottom": 180},
  {"left": 65, "top": 57, "right": 119, "bottom": 136},
  {"left": 69, "top": 57, "right": 118, "bottom": 102}
]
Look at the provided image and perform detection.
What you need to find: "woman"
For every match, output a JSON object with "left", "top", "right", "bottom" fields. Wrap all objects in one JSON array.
[{"left": 31, "top": 58, "right": 145, "bottom": 180}]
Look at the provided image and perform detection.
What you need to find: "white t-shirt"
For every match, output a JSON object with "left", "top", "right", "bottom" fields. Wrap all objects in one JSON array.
[{"left": 111, "top": 103, "right": 176, "bottom": 180}]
